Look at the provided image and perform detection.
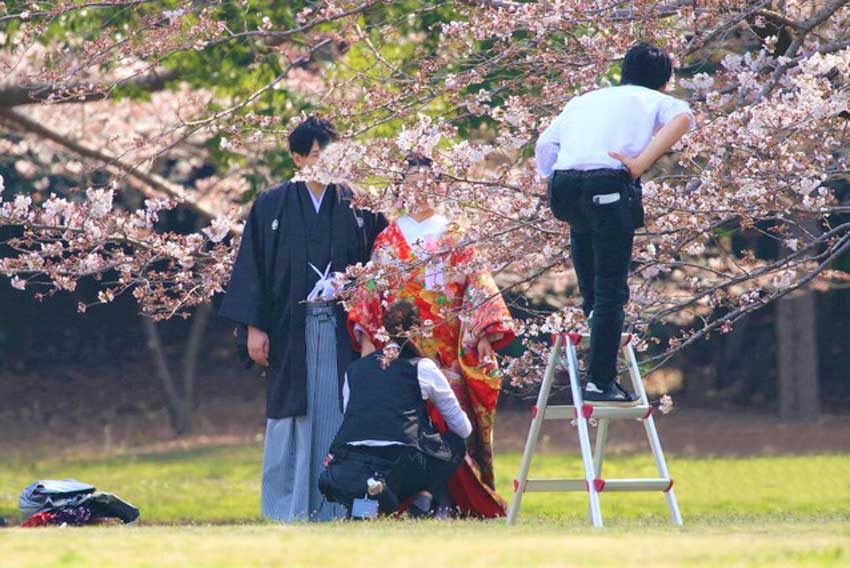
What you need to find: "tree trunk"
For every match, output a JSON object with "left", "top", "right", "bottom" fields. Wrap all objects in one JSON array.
[
  {"left": 140, "top": 303, "right": 214, "bottom": 436},
  {"left": 776, "top": 289, "right": 820, "bottom": 420},
  {"left": 141, "top": 314, "right": 192, "bottom": 435},
  {"left": 714, "top": 314, "right": 750, "bottom": 391},
  {"left": 775, "top": 215, "right": 822, "bottom": 421},
  {"left": 181, "top": 301, "right": 212, "bottom": 431}
]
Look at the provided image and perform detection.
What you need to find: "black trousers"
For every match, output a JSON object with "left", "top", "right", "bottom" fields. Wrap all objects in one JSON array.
[
  {"left": 318, "top": 434, "right": 465, "bottom": 515},
  {"left": 548, "top": 169, "right": 643, "bottom": 387}
]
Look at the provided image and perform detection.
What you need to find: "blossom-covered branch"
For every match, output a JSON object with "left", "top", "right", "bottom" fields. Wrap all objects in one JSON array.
[{"left": 1, "top": 0, "right": 848, "bottom": 384}]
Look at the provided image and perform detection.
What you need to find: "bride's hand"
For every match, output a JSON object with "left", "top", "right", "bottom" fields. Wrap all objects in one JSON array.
[{"left": 477, "top": 337, "right": 496, "bottom": 364}]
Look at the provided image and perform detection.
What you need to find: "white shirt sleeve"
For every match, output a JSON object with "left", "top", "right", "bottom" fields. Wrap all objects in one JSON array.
[
  {"left": 657, "top": 95, "right": 696, "bottom": 131},
  {"left": 535, "top": 110, "right": 567, "bottom": 179},
  {"left": 342, "top": 372, "right": 349, "bottom": 412},
  {"left": 417, "top": 359, "right": 473, "bottom": 439}
]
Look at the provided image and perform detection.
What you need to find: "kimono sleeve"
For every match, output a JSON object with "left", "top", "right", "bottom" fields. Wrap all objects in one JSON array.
[
  {"left": 345, "top": 232, "right": 390, "bottom": 351},
  {"left": 455, "top": 245, "right": 516, "bottom": 352},
  {"left": 345, "top": 272, "right": 384, "bottom": 352},
  {"left": 218, "top": 194, "right": 271, "bottom": 332}
]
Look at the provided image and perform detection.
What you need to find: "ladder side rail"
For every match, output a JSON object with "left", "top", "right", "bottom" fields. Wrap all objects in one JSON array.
[
  {"left": 565, "top": 337, "right": 604, "bottom": 527},
  {"left": 506, "top": 335, "right": 563, "bottom": 526},
  {"left": 623, "top": 342, "right": 650, "bottom": 405},
  {"left": 588, "top": 417, "right": 609, "bottom": 522},
  {"left": 644, "top": 415, "right": 684, "bottom": 526},
  {"left": 593, "top": 418, "right": 609, "bottom": 478},
  {"left": 625, "top": 342, "right": 684, "bottom": 526}
]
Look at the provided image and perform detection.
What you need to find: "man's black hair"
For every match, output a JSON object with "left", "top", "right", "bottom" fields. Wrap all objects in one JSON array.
[
  {"left": 382, "top": 299, "right": 421, "bottom": 345},
  {"left": 620, "top": 42, "right": 673, "bottom": 90},
  {"left": 288, "top": 116, "right": 337, "bottom": 157}
]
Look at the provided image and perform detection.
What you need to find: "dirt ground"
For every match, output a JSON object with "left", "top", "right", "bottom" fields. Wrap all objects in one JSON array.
[
  {"left": 3, "top": 391, "right": 849, "bottom": 459},
  {"left": 2, "top": 313, "right": 848, "bottom": 459},
  {"left": 4, "top": 225, "right": 850, "bottom": 464},
  {"left": 496, "top": 407, "right": 850, "bottom": 455}
]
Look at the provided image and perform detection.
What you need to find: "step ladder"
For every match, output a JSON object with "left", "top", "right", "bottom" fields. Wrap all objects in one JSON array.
[{"left": 506, "top": 332, "right": 683, "bottom": 527}]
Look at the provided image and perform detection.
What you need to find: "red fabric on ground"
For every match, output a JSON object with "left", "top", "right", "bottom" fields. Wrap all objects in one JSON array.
[
  {"left": 447, "top": 456, "right": 507, "bottom": 518},
  {"left": 21, "top": 511, "right": 57, "bottom": 527}
]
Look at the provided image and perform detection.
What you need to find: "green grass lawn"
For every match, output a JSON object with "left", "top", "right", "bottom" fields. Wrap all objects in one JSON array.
[
  {"left": 3, "top": 446, "right": 849, "bottom": 524},
  {"left": 2, "top": 522, "right": 848, "bottom": 567},
  {"left": 2, "top": 446, "right": 849, "bottom": 566}
]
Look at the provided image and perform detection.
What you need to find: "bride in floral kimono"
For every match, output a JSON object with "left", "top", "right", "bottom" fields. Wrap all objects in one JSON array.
[{"left": 346, "top": 155, "right": 515, "bottom": 518}]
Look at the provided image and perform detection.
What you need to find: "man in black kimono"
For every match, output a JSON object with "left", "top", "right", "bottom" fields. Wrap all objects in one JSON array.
[{"left": 219, "top": 116, "right": 387, "bottom": 522}]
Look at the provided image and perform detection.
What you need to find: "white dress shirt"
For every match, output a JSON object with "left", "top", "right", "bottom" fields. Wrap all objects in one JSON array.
[
  {"left": 342, "top": 356, "right": 473, "bottom": 447},
  {"left": 535, "top": 84, "right": 696, "bottom": 178}
]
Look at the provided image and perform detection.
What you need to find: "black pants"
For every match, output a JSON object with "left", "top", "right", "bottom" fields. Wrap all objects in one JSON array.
[
  {"left": 549, "top": 169, "right": 642, "bottom": 387},
  {"left": 318, "top": 434, "right": 465, "bottom": 515}
]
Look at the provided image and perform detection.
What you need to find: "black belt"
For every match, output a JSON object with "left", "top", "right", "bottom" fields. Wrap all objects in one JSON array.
[
  {"left": 553, "top": 168, "right": 630, "bottom": 181},
  {"left": 336, "top": 444, "right": 406, "bottom": 464}
]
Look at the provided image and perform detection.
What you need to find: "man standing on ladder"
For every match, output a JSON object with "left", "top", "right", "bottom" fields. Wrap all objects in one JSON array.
[{"left": 535, "top": 42, "right": 695, "bottom": 403}]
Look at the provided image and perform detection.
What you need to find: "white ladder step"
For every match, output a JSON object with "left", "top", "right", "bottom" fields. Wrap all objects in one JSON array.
[
  {"left": 514, "top": 478, "right": 673, "bottom": 493},
  {"left": 522, "top": 479, "right": 587, "bottom": 492},
  {"left": 553, "top": 332, "right": 632, "bottom": 349},
  {"left": 598, "top": 478, "right": 674, "bottom": 492},
  {"left": 536, "top": 404, "right": 653, "bottom": 421},
  {"left": 517, "top": 478, "right": 674, "bottom": 493}
]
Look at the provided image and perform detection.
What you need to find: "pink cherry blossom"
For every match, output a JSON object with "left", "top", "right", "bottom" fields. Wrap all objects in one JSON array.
[{"left": 0, "top": 0, "right": 847, "bottom": 380}]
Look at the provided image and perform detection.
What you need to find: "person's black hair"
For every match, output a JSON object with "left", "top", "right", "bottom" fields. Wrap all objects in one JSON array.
[
  {"left": 382, "top": 299, "right": 421, "bottom": 345},
  {"left": 288, "top": 116, "right": 337, "bottom": 157},
  {"left": 620, "top": 42, "right": 673, "bottom": 90}
]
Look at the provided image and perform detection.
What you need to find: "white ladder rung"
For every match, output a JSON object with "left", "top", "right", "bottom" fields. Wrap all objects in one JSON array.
[
  {"left": 539, "top": 404, "right": 652, "bottom": 421},
  {"left": 517, "top": 478, "right": 674, "bottom": 493},
  {"left": 523, "top": 479, "right": 587, "bottom": 492},
  {"left": 598, "top": 478, "right": 673, "bottom": 492}
]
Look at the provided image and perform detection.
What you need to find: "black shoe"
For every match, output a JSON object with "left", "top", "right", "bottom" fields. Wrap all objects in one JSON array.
[{"left": 582, "top": 381, "right": 637, "bottom": 404}]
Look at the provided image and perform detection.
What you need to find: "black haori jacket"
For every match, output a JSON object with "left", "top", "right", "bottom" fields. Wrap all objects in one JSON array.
[
  {"left": 332, "top": 351, "right": 456, "bottom": 462},
  {"left": 219, "top": 181, "right": 386, "bottom": 419}
]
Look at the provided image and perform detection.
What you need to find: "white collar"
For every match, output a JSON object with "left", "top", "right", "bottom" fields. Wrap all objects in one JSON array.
[
  {"left": 306, "top": 184, "right": 328, "bottom": 213},
  {"left": 396, "top": 214, "right": 449, "bottom": 246}
]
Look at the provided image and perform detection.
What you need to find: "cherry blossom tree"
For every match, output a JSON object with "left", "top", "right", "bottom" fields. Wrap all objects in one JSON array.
[{"left": 1, "top": 1, "right": 849, "bottom": 400}]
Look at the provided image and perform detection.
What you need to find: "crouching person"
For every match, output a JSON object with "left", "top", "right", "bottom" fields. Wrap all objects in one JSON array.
[{"left": 319, "top": 300, "right": 471, "bottom": 518}]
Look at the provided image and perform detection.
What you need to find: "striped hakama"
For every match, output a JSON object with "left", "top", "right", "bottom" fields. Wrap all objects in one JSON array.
[{"left": 261, "top": 303, "right": 346, "bottom": 522}]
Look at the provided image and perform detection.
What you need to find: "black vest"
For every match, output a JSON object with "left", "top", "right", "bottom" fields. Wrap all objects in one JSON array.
[{"left": 332, "top": 352, "right": 454, "bottom": 461}]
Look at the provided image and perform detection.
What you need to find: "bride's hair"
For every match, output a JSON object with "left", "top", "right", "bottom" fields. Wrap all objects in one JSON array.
[{"left": 405, "top": 153, "right": 433, "bottom": 168}]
